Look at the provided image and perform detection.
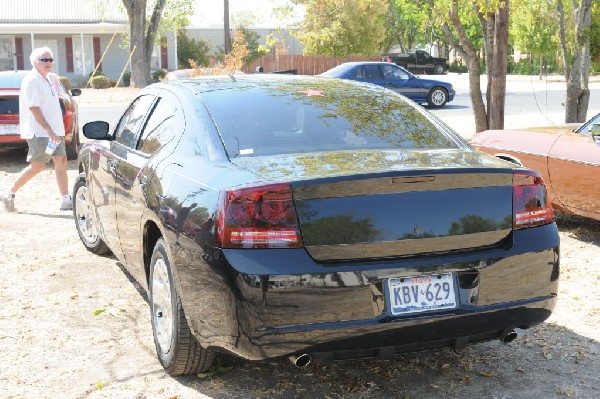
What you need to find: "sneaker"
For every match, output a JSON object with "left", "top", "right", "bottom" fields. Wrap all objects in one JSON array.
[
  {"left": 60, "top": 195, "right": 73, "bottom": 211},
  {"left": 1, "top": 192, "right": 15, "bottom": 212}
]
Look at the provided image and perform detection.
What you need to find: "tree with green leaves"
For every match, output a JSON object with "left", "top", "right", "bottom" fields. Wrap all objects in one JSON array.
[
  {"left": 592, "top": 1, "right": 600, "bottom": 71},
  {"left": 176, "top": 30, "right": 211, "bottom": 69},
  {"left": 291, "top": 0, "right": 389, "bottom": 62},
  {"left": 237, "top": 27, "right": 271, "bottom": 65},
  {"left": 382, "top": 0, "right": 430, "bottom": 53},
  {"left": 510, "top": 0, "right": 559, "bottom": 78},
  {"left": 120, "top": 0, "right": 193, "bottom": 88}
]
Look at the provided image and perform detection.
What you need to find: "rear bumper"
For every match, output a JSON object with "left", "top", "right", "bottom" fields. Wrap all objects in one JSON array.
[{"left": 172, "top": 223, "right": 559, "bottom": 360}]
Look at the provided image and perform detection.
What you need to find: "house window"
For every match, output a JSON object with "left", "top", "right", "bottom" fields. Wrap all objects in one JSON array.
[
  {"left": 73, "top": 35, "right": 94, "bottom": 75},
  {"left": 0, "top": 36, "right": 15, "bottom": 70}
]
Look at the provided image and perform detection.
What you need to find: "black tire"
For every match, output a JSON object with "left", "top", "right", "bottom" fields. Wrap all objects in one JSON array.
[
  {"left": 149, "top": 238, "right": 215, "bottom": 376},
  {"left": 427, "top": 87, "right": 448, "bottom": 108},
  {"left": 73, "top": 173, "right": 111, "bottom": 255},
  {"left": 434, "top": 64, "right": 445, "bottom": 75},
  {"left": 66, "top": 132, "right": 79, "bottom": 160}
]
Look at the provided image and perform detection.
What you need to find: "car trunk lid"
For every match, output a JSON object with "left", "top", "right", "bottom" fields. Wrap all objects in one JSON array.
[
  {"left": 230, "top": 150, "right": 515, "bottom": 261},
  {"left": 292, "top": 169, "right": 513, "bottom": 261}
]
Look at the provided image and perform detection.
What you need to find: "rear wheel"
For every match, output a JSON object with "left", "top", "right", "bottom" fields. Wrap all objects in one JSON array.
[
  {"left": 149, "top": 238, "right": 215, "bottom": 376},
  {"left": 427, "top": 87, "right": 448, "bottom": 108},
  {"left": 73, "top": 173, "right": 110, "bottom": 255},
  {"left": 434, "top": 64, "right": 445, "bottom": 75}
]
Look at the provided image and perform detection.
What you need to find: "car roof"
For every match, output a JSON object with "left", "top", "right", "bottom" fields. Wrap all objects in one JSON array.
[{"left": 0, "top": 70, "right": 29, "bottom": 76}]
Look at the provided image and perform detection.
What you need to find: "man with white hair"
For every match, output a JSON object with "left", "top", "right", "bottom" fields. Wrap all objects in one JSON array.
[{"left": 1, "top": 46, "right": 72, "bottom": 212}]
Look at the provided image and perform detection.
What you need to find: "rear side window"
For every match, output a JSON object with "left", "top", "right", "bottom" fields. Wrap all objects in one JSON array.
[
  {"left": 137, "top": 98, "right": 177, "bottom": 155},
  {"left": 201, "top": 79, "right": 460, "bottom": 158},
  {"left": 354, "top": 65, "right": 383, "bottom": 80},
  {"left": 114, "top": 95, "right": 156, "bottom": 148}
]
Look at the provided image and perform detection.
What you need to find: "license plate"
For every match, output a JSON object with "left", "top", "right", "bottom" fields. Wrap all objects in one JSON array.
[
  {"left": 0, "top": 124, "right": 19, "bottom": 136},
  {"left": 387, "top": 273, "right": 457, "bottom": 315}
]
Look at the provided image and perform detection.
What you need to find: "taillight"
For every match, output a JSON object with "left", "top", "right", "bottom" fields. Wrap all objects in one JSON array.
[
  {"left": 513, "top": 170, "right": 554, "bottom": 229},
  {"left": 216, "top": 182, "right": 303, "bottom": 248},
  {"left": 386, "top": 57, "right": 392, "bottom": 63}
]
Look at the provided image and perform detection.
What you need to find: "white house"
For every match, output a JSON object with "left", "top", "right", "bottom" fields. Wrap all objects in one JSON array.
[{"left": 0, "top": 0, "right": 302, "bottom": 83}]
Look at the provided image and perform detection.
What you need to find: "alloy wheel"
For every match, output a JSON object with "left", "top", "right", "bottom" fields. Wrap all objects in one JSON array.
[{"left": 152, "top": 258, "right": 173, "bottom": 354}]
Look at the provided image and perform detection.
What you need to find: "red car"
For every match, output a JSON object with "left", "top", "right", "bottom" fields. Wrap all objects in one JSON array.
[
  {"left": 470, "top": 114, "right": 600, "bottom": 221},
  {"left": 0, "top": 70, "right": 81, "bottom": 160}
]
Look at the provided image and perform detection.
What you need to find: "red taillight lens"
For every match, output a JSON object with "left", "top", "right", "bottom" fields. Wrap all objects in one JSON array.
[
  {"left": 513, "top": 170, "right": 554, "bottom": 229},
  {"left": 216, "top": 183, "right": 302, "bottom": 248},
  {"left": 386, "top": 57, "right": 392, "bottom": 63}
]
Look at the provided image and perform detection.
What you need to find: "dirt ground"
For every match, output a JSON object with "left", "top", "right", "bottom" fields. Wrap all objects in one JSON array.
[{"left": 0, "top": 147, "right": 598, "bottom": 399}]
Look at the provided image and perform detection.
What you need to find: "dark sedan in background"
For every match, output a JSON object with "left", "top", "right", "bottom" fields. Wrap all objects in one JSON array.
[
  {"left": 74, "top": 74, "right": 558, "bottom": 376},
  {"left": 0, "top": 71, "right": 81, "bottom": 159},
  {"left": 471, "top": 113, "right": 600, "bottom": 222},
  {"left": 321, "top": 61, "right": 455, "bottom": 108}
]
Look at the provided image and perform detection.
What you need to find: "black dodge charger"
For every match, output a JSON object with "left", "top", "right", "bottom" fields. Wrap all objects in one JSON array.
[{"left": 74, "top": 74, "right": 559, "bottom": 375}]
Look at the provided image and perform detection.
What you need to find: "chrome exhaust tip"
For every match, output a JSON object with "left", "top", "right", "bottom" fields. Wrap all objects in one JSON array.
[
  {"left": 289, "top": 354, "right": 312, "bottom": 368},
  {"left": 501, "top": 330, "right": 518, "bottom": 343}
]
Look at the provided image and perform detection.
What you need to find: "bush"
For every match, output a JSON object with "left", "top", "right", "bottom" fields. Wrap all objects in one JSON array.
[
  {"left": 123, "top": 72, "right": 131, "bottom": 87},
  {"left": 59, "top": 76, "right": 72, "bottom": 91},
  {"left": 71, "top": 76, "right": 88, "bottom": 88},
  {"left": 152, "top": 68, "right": 167, "bottom": 82},
  {"left": 449, "top": 59, "right": 468, "bottom": 73},
  {"left": 90, "top": 75, "right": 110, "bottom": 89},
  {"left": 88, "top": 71, "right": 105, "bottom": 78}
]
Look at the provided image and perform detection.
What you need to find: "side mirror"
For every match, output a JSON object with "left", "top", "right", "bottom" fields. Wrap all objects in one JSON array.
[
  {"left": 70, "top": 88, "right": 82, "bottom": 97},
  {"left": 591, "top": 124, "right": 600, "bottom": 145},
  {"left": 83, "top": 121, "right": 111, "bottom": 140}
]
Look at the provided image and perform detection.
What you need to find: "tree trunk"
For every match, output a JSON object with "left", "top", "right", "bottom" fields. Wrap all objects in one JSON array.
[
  {"left": 563, "top": 0, "right": 592, "bottom": 123},
  {"left": 487, "top": 0, "right": 509, "bottom": 130},
  {"left": 447, "top": 0, "right": 488, "bottom": 132},
  {"left": 556, "top": 0, "right": 570, "bottom": 78},
  {"left": 484, "top": 13, "right": 494, "bottom": 125},
  {"left": 122, "top": 0, "right": 169, "bottom": 88},
  {"left": 127, "top": 1, "right": 150, "bottom": 88},
  {"left": 224, "top": 0, "right": 232, "bottom": 54}
]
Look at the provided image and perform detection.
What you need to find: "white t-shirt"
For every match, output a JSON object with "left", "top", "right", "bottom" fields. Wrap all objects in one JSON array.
[{"left": 19, "top": 69, "right": 65, "bottom": 139}]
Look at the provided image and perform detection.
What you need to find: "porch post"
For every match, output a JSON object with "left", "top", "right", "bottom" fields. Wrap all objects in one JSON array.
[
  {"left": 80, "top": 33, "right": 86, "bottom": 75},
  {"left": 173, "top": 28, "right": 178, "bottom": 70}
]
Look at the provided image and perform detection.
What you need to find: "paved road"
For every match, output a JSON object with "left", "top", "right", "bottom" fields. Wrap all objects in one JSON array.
[{"left": 425, "top": 73, "right": 600, "bottom": 138}]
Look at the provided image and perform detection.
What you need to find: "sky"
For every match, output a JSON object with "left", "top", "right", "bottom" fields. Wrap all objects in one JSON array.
[{"left": 191, "top": 0, "right": 305, "bottom": 27}]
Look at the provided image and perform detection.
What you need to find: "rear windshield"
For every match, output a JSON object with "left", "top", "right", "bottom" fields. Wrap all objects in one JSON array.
[{"left": 200, "top": 78, "right": 462, "bottom": 158}]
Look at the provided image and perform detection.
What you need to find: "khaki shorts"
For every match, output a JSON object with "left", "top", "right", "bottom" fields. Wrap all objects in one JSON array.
[{"left": 26, "top": 136, "right": 67, "bottom": 163}]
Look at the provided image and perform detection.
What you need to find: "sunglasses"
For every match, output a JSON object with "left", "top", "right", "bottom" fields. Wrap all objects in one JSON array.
[{"left": 38, "top": 58, "right": 54, "bottom": 63}]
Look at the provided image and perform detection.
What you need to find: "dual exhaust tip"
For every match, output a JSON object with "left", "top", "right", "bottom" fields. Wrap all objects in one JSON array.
[{"left": 289, "top": 331, "right": 517, "bottom": 368}]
